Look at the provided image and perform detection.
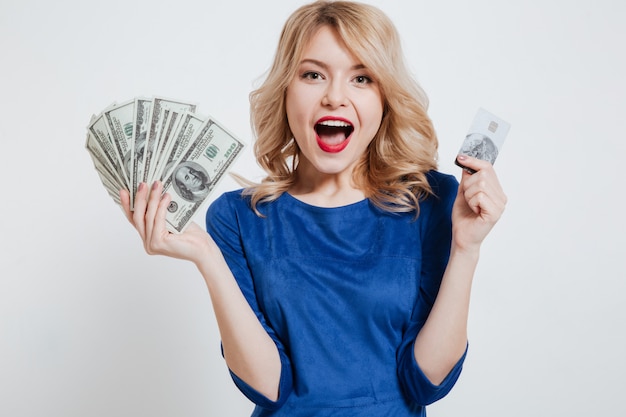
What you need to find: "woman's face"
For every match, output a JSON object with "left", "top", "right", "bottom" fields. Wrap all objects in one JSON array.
[{"left": 285, "top": 25, "right": 383, "bottom": 180}]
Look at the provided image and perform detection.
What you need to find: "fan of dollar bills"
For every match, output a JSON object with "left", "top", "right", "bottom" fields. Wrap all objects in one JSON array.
[{"left": 85, "top": 96, "right": 245, "bottom": 233}]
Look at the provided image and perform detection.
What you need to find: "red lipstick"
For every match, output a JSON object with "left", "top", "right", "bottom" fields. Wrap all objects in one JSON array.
[{"left": 315, "top": 116, "right": 353, "bottom": 153}]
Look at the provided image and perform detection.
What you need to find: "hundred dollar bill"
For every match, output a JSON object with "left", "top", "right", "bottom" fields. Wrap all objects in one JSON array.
[
  {"left": 129, "top": 97, "right": 152, "bottom": 209},
  {"left": 90, "top": 150, "right": 123, "bottom": 194},
  {"left": 155, "top": 111, "right": 207, "bottom": 183},
  {"left": 103, "top": 99, "right": 135, "bottom": 188},
  {"left": 85, "top": 131, "right": 126, "bottom": 205},
  {"left": 148, "top": 109, "right": 181, "bottom": 183},
  {"left": 145, "top": 108, "right": 171, "bottom": 182},
  {"left": 142, "top": 97, "right": 197, "bottom": 187},
  {"left": 93, "top": 159, "right": 123, "bottom": 205},
  {"left": 455, "top": 108, "right": 511, "bottom": 174},
  {"left": 85, "top": 130, "right": 126, "bottom": 192},
  {"left": 162, "top": 117, "right": 244, "bottom": 233},
  {"left": 88, "top": 107, "right": 126, "bottom": 185},
  {"left": 86, "top": 96, "right": 246, "bottom": 225}
]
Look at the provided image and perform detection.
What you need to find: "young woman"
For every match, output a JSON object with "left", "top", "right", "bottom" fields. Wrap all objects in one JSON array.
[{"left": 121, "top": 1, "right": 507, "bottom": 416}]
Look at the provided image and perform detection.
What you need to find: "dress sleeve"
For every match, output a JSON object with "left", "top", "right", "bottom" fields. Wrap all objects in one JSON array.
[
  {"left": 397, "top": 172, "right": 467, "bottom": 405},
  {"left": 206, "top": 192, "right": 293, "bottom": 410}
]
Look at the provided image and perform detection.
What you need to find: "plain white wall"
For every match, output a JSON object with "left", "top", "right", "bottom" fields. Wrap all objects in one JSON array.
[{"left": 1, "top": 1, "right": 624, "bottom": 416}]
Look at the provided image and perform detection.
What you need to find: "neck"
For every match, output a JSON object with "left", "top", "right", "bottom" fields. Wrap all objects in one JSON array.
[{"left": 289, "top": 166, "right": 365, "bottom": 208}]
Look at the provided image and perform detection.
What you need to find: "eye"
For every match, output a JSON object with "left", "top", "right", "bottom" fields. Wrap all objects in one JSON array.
[
  {"left": 302, "top": 71, "right": 323, "bottom": 81},
  {"left": 354, "top": 75, "right": 373, "bottom": 85}
]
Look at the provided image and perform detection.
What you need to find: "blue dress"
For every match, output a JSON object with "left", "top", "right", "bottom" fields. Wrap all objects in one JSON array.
[{"left": 206, "top": 171, "right": 466, "bottom": 416}]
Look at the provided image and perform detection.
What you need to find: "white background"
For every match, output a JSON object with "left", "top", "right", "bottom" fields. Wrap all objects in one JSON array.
[{"left": 1, "top": 1, "right": 625, "bottom": 416}]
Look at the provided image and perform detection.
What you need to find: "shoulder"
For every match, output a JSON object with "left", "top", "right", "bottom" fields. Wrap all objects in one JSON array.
[
  {"left": 210, "top": 188, "right": 250, "bottom": 210},
  {"left": 220, "top": 188, "right": 248, "bottom": 199},
  {"left": 417, "top": 171, "right": 458, "bottom": 225},
  {"left": 206, "top": 189, "right": 252, "bottom": 228},
  {"left": 426, "top": 170, "right": 458, "bottom": 201}
]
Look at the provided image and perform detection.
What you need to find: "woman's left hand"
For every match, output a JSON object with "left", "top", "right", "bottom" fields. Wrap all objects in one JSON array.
[{"left": 451, "top": 154, "right": 507, "bottom": 252}]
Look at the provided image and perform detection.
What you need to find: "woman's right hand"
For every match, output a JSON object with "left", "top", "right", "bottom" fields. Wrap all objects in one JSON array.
[{"left": 120, "top": 181, "right": 214, "bottom": 265}]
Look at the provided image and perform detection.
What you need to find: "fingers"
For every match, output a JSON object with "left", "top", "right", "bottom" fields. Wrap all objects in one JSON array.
[
  {"left": 456, "top": 154, "right": 491, "bottom": 174},
  {"left": 452, "top": 155, "right": 507, "bottom": 249},
  {"left": 462, "top": 183, "right": 501, "bottom": 221},
  {"left": 143, "top": 181, "right": 162, "bottom": 243},
  {"left": 131, "top": 182, "right": 150, "bottom": 239},
  {"left": 457, "top": 156, "right": 507, "bottom": 220},
  {"left": 143, "top": 182, "right": 171, "bottom": 254},
  {"left": 123, "top": 181, "right": 170, "bottom": 249},
  {"left": 121, "top": 182, "right": 203, "bottom": 261},
  {"left": 120, "top": 188, "right": 132, "bottom": 221}
]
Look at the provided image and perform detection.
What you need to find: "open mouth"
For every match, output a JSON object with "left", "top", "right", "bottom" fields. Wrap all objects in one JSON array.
[{"left": 315, "top": 118, "right": 354, "bottom": 153}]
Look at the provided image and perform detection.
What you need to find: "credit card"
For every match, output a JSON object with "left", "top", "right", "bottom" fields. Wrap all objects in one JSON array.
[{"left": 455, "top": 108, "right": 511, "bottom": 173}]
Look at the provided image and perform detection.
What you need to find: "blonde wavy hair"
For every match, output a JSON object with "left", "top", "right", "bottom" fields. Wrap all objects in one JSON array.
[{"left": 243, "top": 0, "right": 438, "bottom": 215}]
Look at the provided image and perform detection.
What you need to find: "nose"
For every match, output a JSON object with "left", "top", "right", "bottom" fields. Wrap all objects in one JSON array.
[{"left": 321, "top": 79, "right": 349, "bottom": 108}]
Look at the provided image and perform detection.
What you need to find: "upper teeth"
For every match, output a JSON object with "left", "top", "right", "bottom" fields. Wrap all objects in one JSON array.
[{"left": 319, "top": 120, "right": 351, "bottom": 127}]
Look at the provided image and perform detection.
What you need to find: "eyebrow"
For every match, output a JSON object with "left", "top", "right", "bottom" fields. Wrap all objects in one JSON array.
[{"left": 299, "top": 58, "right": 366, "bottom": 71}]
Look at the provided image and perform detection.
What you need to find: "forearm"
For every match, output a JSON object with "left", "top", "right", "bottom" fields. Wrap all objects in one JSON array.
[
  {"left": 413, "top": 244, "right": 479, "bottom": 385},
  {"left": 196, "top": 241, "right": 282, "bottom": 401},
  {"left": 121, "top": 185, "right": 283, "bottom": 400}
]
